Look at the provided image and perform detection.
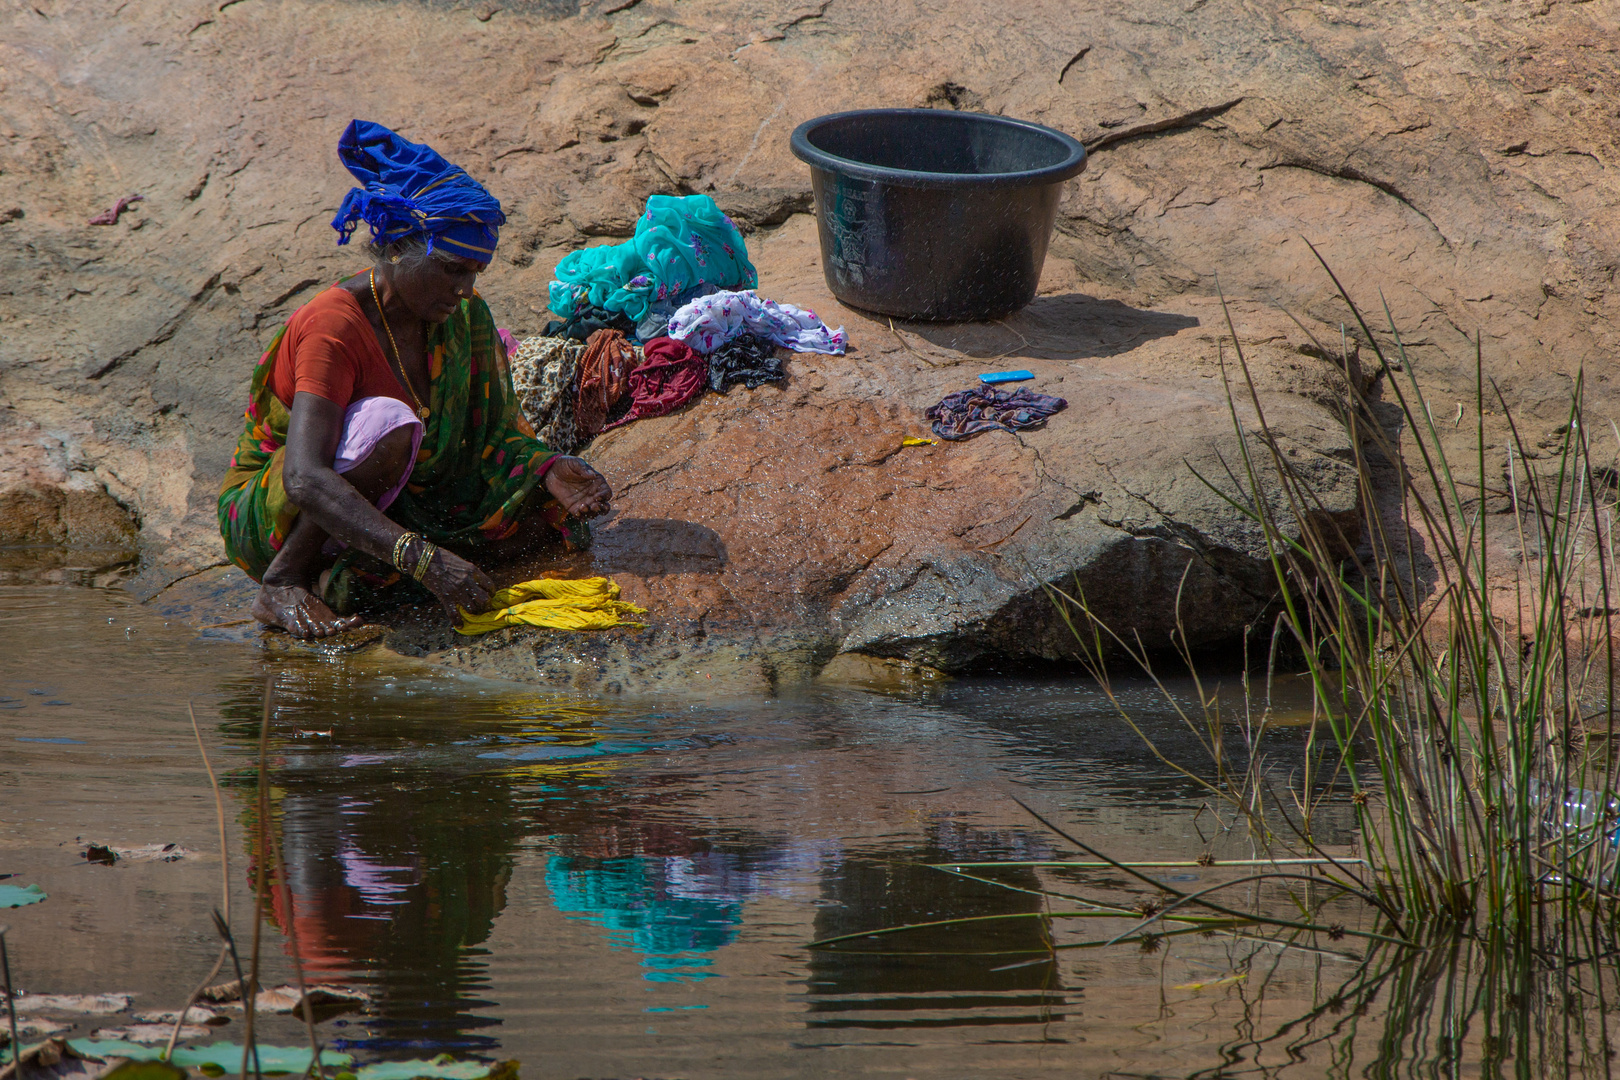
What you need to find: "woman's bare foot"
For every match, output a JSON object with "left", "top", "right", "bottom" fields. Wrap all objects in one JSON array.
[{"left": 251, "top": 582, "right": 364, "bottom": 639}]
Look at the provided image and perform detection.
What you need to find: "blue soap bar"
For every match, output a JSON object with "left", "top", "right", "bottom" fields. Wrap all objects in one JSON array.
[{"left": 980, "top": 370, "right": 1035, "bottom": 384}]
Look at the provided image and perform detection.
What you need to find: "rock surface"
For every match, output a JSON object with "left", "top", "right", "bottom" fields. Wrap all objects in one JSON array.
[
  {"left": 4, "top": 0, "right": 1617, "bottom": 684},
  {"left": 0, "top": 412, "right": 138, "bottom": 550}
]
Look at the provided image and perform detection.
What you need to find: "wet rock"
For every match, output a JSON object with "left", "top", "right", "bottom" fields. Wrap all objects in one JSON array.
[{"left": 0, "top": 415, "right": 138, "bottom": 551}]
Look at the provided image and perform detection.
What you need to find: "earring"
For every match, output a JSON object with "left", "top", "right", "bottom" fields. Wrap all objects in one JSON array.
[{"left": 390, "top": 255, "right": 402, "bottom": 264}]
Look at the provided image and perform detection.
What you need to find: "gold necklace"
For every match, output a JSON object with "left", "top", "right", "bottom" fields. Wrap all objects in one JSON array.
[{"left": 370, "top": 270, "right": 430, "bottom": 420}]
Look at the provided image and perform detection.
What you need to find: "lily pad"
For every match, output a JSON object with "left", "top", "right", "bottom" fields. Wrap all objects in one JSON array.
[
  {"left": 1, "top": 1036, "right": 113, "bottom": 1079},
  {"left": 96, "top": 845, "right": 192, "bottom": 865},
  {"left": 0, "top": 884, "right": 46, "bottom": 908},
  {"left": 1, "top": 1018, "right": 72, "bottom": 1047},
  {"left": 68, "top": 1040, "right": 352, "bottom": 1072},
  {"left": 355, "top": 1059, "right": 518, "bottom": 1080},
  {"left": 128, "top": 1009, "right": 223, "bottom": 1027},
  {"left": 88, "top": 1027, "right": 210, "bottom": 1046},
  {"left": 200, "top": 981, "right": 367, "bottom": 1017},
  {"left": 100, "top": 1062, "right": 186, "bottom": 1080},
  {"left": 15, "top": 994, "right": 130, "bottom": 1015}
]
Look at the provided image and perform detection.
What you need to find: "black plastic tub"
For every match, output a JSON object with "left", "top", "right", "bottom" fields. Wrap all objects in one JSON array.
[{"left": 790, "top": 109, "right": 1086, "bottom": 322}]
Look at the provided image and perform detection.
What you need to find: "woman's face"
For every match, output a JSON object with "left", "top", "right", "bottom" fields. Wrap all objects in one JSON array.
[{"left": 389, "top": 252, "right": 487, "bottom": 323}]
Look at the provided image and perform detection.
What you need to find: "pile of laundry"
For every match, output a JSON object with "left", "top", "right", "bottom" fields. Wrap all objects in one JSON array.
[{"left": 508, "top": 194, "right": 846, "bottom": 454}]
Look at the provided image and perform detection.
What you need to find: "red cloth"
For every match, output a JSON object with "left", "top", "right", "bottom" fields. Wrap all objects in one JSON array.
[
  {"left": 603, "top": 336, "right": 706, "bottom": 431},
  {"left": 268, "top": 287, "right": 411, "bottom": 411}
]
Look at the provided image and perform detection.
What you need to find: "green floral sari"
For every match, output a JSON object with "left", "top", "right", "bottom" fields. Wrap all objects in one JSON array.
[{"left": 218, "top": 285, "right": 574, "bottom": 589}]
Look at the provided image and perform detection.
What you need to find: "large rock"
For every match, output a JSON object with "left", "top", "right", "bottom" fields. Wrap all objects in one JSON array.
[
  {"left": 435, "top": 226, "right": 1362, "bottom": 687},
  {"left": 4, "top": 0, "right": 1616, "bottom": 682}
]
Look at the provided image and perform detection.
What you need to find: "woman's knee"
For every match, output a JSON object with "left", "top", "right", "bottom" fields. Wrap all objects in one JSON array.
[{"left": 344, "top": 425, "right": 417, "bottom": 501}]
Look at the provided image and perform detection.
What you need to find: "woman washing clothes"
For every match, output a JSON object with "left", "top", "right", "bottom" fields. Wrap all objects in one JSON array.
[{"left": 218, "top": 120, "right": 612, "bottom": 639}]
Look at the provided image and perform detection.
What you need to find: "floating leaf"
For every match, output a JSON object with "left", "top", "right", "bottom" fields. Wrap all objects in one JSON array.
[
  {"left": 79, "top": 844, "right": 190, "bottom": 867},
  {"left": 1, "top": 1019, "right": 71, "bottom": 1047},
  {"left": 112, "top": 845, "right": 192, "bottom": 864},
  {"left": 99, "top": 1061, "right": 186, "bottom": 1080},
  {"left": 14, "top": 995, "right": 130, "bottom": 1015},
  {"left": 0, "top": 884, "right": 46, "bottom": 909},
  {"left": 68, "top": 1040, "right": 352, "bottom": 1072},
  {"left": 200, "top": 982, "right": 367, "bottom": 1017},
  {"left": 129, "top": 1009, "right": 224, "bottom": 1027},
  {"left": 356, "top": 1059, "right": 519, "bottom": 1080},
  {"left": 88, "top": 1028, "right": 210, "bottom": 1046},
  {"left": 1, "top": 1037, "right": 113, "bottom": 1080}
]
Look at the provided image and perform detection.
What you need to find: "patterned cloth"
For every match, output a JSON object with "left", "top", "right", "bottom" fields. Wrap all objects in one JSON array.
[
  {"left": 218, "top": 288, "right": 561, "bottom": 583},
  {"left": 635, "top": 282, "right": 720, "bottom": 342},
  {"left": 575, "top": 329, "right": 639, "bottom": 437},
  {"left": 925, "top": 383, "right": 1068, "bottom": 442},
  {"left": 510, "top": 335, "right": 587, "bottom": 454},
  {"left": 330, "top": 120, "right": 505, "bottom": 262},
  {"left": 666, "top": 289, "right": 847, "bottom": 355},
  {"left": 547, "top": 195, "right": 757, "bottom": 327}
]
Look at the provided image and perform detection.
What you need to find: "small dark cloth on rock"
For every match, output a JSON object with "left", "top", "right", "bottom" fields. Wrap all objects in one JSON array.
[
  {"left": 545, "top": 305, "right": 638, "bottom": 343},
  {"left": 707, "top": 333, "right": 784, "bottom": 393},
  {"left": 926, "top": 383, "right": 1068, "bottom": 441}
]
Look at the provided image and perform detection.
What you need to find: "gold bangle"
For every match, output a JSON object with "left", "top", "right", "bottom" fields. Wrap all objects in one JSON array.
[
  {"left": 413, "top": 540, "right": 438, "bottom": 582},
  {"left": 392, "top": 531, "right": 420, "bottom": 572}
]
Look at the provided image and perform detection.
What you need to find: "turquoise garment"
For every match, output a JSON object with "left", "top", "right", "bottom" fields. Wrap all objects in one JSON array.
[{"left": 548, "top": 195, "right": 757, "bottom": 326}]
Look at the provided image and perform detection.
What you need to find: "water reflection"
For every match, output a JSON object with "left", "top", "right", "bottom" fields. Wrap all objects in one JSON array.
[
  {"left": 544, "top": 855, "right": 741, "bottom": 982},
  {"left": 210, "top": 667, "right": 1101, "bottom": 1054},
  {"left": 203, "top": 659, "right": 1620, "bottom": 1077},
  {"left": 263, "top": 765, "right": 518, "bottom": 1049},
  {"left": 807, "top": 822, "right": 1066, "bottom": 1038},
  {"left": 3, "top": 583, "right": 1421, "bottom": 1077}
]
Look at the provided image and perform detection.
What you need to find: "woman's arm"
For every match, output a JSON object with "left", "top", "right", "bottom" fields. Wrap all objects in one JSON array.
[{"left": 281, "top": 391, "right": 496, "bottom": 611}]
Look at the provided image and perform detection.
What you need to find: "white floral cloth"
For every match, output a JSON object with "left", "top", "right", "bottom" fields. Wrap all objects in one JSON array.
[{"left": 665, "top": 289, "right": 847, "bottom": 355}]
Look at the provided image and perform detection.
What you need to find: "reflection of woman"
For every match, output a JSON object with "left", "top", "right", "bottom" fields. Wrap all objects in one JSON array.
[{"left": 218, "top": 121, "right": 611, "bottom": 639}]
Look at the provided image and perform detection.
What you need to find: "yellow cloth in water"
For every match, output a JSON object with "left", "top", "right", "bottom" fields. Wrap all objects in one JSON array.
[{"left": 456, "top": 576, "right": 647, "bottom": 635}]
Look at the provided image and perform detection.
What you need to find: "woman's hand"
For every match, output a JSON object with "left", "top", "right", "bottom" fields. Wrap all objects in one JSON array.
[
  {"left": 544, "top": 456, "right": 612, "bottom": 518},
  {"left": 419, "top": 544, "right": 498, "bottom": 615}
]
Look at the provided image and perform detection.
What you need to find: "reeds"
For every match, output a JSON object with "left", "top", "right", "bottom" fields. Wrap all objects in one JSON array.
[{"left": 1039, "top": 251, "right": 1620, "bottom": 1067}]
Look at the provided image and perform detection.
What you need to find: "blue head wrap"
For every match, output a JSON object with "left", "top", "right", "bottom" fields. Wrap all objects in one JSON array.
[{"left": 330, "top": 120, "right": 505, "bottom": 263}]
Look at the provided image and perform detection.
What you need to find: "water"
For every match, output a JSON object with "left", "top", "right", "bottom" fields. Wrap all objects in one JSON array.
[{"left": 0, "top": 583, "right": 1402, "bottom": 1077}]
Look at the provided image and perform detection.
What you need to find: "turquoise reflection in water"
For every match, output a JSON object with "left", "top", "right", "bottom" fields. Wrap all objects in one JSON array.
[{"left": 544, "top": 855, "right": 744, "bottom": 981}]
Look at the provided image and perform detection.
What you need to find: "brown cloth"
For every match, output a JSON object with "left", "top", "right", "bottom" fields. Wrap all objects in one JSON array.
[{"left": 574, "top": 328, "right": 637, "bottom": 436}]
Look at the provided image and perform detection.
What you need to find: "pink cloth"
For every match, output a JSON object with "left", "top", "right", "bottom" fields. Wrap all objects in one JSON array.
[
  {"left": 497, "top": 327, "right": 517, "bottom": 359},
  {"left": 88, "top": 193, "right": 143, "bottom": 226},
  {"left": 332, "top": 396, "right": 423, "bottom": 511}
]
